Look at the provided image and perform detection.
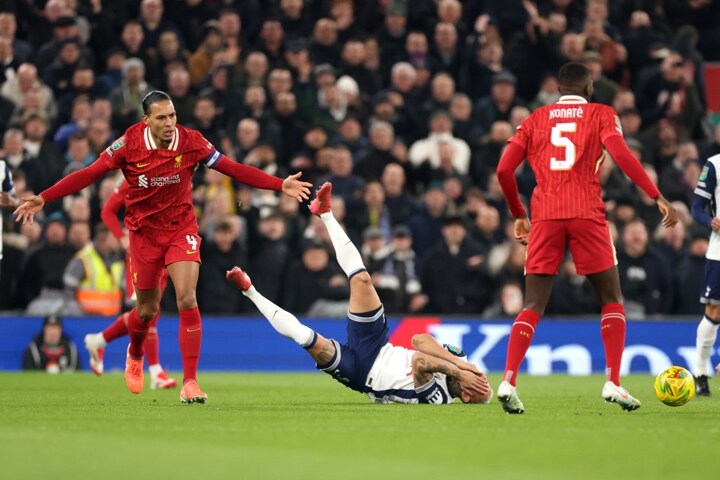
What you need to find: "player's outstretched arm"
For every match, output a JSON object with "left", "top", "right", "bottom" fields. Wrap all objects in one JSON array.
[
  {"left": 211, "top": 155, "right": 311, "bottom": 201},
  {"left": 281, "top": 172, "right": 312, "bottom": 202},
  {"left": 12, "top": 194, "right": 44, "bottom": 224},
  {"left": 14, "top": 160, "right": 113, "bottom": 225}
]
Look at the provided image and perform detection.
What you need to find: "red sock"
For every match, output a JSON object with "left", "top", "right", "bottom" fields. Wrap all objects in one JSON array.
[
  {"left": 503, "top": 309, "right": 540, "bottom": 386},
  {"left": 127, "top": 308, "right": 150, "bottom": 359},
  {"left": 145, "top": 313, "right": 160, "bottom": 366},
  {"left": 102, "top": 312, "right": 129, "bottom": 343},
  {"left": 178, "top": 307, "right": 202, "bottom": 384},
  {"left": 601, "top": 303, "right": 626, "bottom": 386}
]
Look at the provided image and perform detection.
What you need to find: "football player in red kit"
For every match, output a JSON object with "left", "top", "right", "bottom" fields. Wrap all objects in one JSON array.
[
  {"left": 84, "top": 179, "right": 177, "bottom": 390},
  {"left": 495, "top": 63, "right": 678, "bottom": 413},
  {"left": 15, "top": 91, "right": 312, "bottom": 403}
]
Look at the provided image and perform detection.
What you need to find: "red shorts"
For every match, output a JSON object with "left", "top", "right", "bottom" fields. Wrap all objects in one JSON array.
[
  {"left": 124, "top": 255, "right": 169, "bottom": 300},
  {"left": 129, "top": 224, "right": 202, "bottom": 290},
  {"left": 525, "top": 217, "right": 616, "bottom": 275}
]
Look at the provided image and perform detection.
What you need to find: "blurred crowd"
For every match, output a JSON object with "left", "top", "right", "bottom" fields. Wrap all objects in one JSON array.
[{"left": 1, "top": 0, "right": 719, "bottom": 318}]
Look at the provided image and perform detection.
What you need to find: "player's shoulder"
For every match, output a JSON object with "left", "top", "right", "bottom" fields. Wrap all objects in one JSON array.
[
  {"left": 587, "top": 102, "right": 617, "bottom": 116},
  {"left": 177, "top": 124, "right": 213, "bottom": 151},
  {"left": 702, "top": 153, "right": 720, "bottom": 174},
  {"left": 117, "top": 123, "right": 147, "bottom": 150}
]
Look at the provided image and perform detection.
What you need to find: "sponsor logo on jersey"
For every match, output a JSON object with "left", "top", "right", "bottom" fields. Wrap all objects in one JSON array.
[
  {"left": 136, "top": 162, "right": 150, "bottom": 168},
  {"left": 138, "top": 174, "right": 148, "bottom": 188},
  {"left": 174, "top": 154, "right": 183, "bottom": 168},
  {"left": 150, "top": 174, "right": 181, "bottom": 187},
  {"left": 111, "top": 139, "right": 124, "bottom": 150}
]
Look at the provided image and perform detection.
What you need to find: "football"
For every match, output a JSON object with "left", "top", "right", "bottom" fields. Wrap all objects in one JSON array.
[{"left": 654, "top": 366, "right": 695, "bottom": 407}]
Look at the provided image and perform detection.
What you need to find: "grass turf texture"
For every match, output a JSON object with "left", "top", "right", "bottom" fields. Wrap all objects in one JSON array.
[{"left": 1, "top": 373, "right": 716, "bottom": 480}]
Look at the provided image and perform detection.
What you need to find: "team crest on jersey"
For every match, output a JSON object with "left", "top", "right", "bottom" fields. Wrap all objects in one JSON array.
[
  {"left": 701, "top": 166, "right": 709, "bottom": 181},
  {"left": 174, "top": 154, "right": 183, "bottom": 168},
  {"left": 443, "top": 344, "right": 466, "bottom": 357}
]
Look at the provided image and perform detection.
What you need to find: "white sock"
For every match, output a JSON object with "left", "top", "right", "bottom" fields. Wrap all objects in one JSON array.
[
  {"left": 95, "top": 333, "right": 108, "bottom": 347},
  {"left": 149, "top": 364, "right": 163, "bottom": 378},
  {"left": 320, "top": 211, "right": 365, "bottom": 277},
  {"left": 695, "top": 316, "right": 718, "bottom": 376},
  {"left": 244, "top": 286, "right": 315, "bottom": 346}
]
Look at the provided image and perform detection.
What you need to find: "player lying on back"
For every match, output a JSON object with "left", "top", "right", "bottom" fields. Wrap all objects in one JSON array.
[
  {"left": 227, "top": 182, "right": 492, "bottom": 404},
  {"left": 84, "top": 179, "right": 177, "bottom": 390},
  {"left": 495, "top": 62, "right": 678, "bottom": 414}
]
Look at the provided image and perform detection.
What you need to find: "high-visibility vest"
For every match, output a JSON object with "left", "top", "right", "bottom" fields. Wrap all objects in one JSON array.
[{"left": 75, "top": 245, "right": 124, "bottom": 316}]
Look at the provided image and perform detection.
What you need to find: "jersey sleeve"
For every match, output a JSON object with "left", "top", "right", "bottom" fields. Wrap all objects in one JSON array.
[
  {"left": 2, "top": 163, "right": 14, "bottom": 194},
  {"left": 508, "top": 117, "right": 531, "bottom": 150},
  {"left": 193, "top": 131, "right": 222, "bottom": 168},
  {"left": 415, "top": 376, "right": 452, "bottom": 404},
  {"left": 97, "top": 136, "right": 127, "bottom": 169},
  {"left": 598, "top": 106, "right": 623, "bottom": 143},
  {"left": 692, "top": 161, "right": 716, "bottom": 229}
]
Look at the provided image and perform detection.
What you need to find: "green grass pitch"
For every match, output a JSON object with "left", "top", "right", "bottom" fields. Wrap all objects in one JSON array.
[{"left": 1, "top": 372, "right": 716, "bottom": 480}]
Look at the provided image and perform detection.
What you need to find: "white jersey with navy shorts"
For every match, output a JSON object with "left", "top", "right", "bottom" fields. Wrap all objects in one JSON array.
[
  {"left": 316, "top": 305, "right": 456, "bottom": 404},
  {"left": 693, "top": 154, "right": 720, "bottom": 303},
  {"left": 0, "top": 160, "right": 15, "bottom": 264}
]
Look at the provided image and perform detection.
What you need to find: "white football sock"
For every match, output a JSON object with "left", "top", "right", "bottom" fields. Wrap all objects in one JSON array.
[
  {"left": 695, "top": 316, "right": 718, "bottom": 376},
  {"left": 320, "top": 211, "right": 365, "bottom": 277},
  {"left": 148, "top": 364, "right": 163, "bottom": 378},
  {"left": 244, "top": 286, "right": 315, "bottom": 347},
  {"left": 94, "top": 332, "right": 108, "bottom": 347}
]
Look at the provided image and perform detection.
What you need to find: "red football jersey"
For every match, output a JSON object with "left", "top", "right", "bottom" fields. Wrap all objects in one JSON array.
[
  {"left": 509, "top": 95, "right": 623, "bottom": 221},
  {"left": 98, "top": 123, "right": 220, "bottom": 231}
]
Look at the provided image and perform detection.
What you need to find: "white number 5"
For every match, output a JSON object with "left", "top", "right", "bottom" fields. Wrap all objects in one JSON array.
[{"left": 550, "top": 122, "right": 577, "bottom": 171}]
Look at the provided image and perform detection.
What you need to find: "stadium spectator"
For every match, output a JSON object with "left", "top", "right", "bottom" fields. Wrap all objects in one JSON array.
[
  {"left": 22, "top": 315, "right": 78, "bottom": 373},
  {"left": 282, "top": 238, "right": 348, "bottom": 315},
  {"left": 110, "top": 57, "right": 151, "bottom": 132},
  {"left": 198, "top": 218, "right": 247, "bottom": 314},
  {"left": 19, "top": 213, "right": 76, "bottom": 314},
  {"left": 420, "top": 214, "right": 490, "bottom": 314},
  {"left": 381, "top": 163, "right": 417, "bottom": 226}
]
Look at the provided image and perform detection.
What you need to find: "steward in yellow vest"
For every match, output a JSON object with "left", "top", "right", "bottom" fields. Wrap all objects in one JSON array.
[{"left": 63, "top": 224, "right": 124, "bottom": 315}]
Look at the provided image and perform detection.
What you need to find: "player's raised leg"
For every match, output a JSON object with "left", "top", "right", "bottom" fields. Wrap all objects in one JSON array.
[
  {"left": 586, "top": 267, "right": 641, "bottom": 411},
  {"left": 226, "top": 267, "right": 335, "bottom": 365},
  {"left": 694, "top": 305, "right": 720, "bottom": 396},
  {"left": 166, "top": 260, "right": 207, "bottom": 404}
]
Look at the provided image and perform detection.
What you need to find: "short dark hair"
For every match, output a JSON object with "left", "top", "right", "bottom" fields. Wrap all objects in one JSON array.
[
  {"left": 558, "top": 62, "right": 591, "bottom": 86},
  {"left": 141, "top": 90, "right": 172, "bottom": 115}
]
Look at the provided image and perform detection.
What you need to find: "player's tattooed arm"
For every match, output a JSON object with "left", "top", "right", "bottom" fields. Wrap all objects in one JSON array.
[
  {"left": 412, "top": 352, "right": 491, "bottom": 398},
  {"left": 411, "top": 352, "right": 461, "bottom": 387},
  {"left": 411, "top": 334, "right": 484, "bottom": 376}
]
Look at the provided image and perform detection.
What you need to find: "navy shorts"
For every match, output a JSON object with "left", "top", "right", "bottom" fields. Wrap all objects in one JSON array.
[
  {"left": 701, "top": 259, "right": 720, "bottom": 304},
  {"left": 318, "top": 306, "right": 388, "bottom": 393}
]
